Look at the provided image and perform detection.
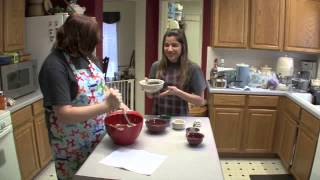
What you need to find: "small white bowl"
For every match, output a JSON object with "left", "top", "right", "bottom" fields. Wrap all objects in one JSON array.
[
  {"left": 139, "top": 79, "right": 164, "bottom": 93},
  {"left": 172, "top": 119, "right": 185, "bottom": 130}
]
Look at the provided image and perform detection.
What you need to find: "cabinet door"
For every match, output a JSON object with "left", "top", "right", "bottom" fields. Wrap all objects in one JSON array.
[
  {"left": 284, "top": 0, "right": 320, "bottom": 53},
  {"left": 14, "top": 122, "right": 40, "bottom": 180},
  {"left": 0, "top": 0, "right": 3, "bottom": 52},
  {"left": 34, "top": 113, "right": 52, "bottom": 168},
  {"left": 213, "top": 108, "right": 244, "bottom": 153},
  {"left": 243, "top": 109, "right": 277, "bottom": 153},
  {"left": 279, "top": 112, "right": 298, "bottom": 169},
  {"left": 250, "top": 0, "right": 285, "bottom": 50},
  {"left": 3, "top": 0, "right": 25, "bottom": 51},
  {"left": 291, "top": 126, "right": 318, "bottom": 180},
  {"left": 212, "top": 0, "right": 249, "bottom": 48}
]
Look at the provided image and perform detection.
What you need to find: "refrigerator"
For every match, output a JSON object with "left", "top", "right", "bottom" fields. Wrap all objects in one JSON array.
[{"left": 25, "top": 14, "right": 69, "bottom": 73}]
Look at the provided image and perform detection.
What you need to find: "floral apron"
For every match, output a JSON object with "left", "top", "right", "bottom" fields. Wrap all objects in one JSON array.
[{"left": 47, "top": 54, "right": 106, "bottom": 180}]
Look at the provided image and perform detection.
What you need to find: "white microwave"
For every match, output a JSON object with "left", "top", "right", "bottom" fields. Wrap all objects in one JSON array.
[{"left": 0, "top": 60, "right": 38, "bottom": 99}]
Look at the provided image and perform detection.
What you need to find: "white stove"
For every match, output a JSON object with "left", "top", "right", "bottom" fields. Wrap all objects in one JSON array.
[{"left": 0, "top": 110, "right": 21, "bottom": 180}]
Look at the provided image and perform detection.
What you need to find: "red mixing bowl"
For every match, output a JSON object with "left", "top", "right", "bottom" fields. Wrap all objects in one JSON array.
[{"left": 104, "top": 111, "right": 143, "bottom": 145}]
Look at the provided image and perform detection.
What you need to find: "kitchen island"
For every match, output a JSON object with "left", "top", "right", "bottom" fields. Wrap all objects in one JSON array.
[{"left": 75, "top": 116, "right": 224, "bottom": 180}]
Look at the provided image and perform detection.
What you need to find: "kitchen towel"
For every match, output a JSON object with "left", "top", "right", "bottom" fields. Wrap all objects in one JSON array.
[{"left": 99, "top": 147, "right": 167, "bottom": 175}]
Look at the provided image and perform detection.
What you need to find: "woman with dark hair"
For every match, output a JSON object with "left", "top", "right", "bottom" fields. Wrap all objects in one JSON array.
[
  {"left": 39, "top": 15, "right": 126, "bottom": 179},
  {"left": 148, "top": 28, "right": 207, "bottom": 116}
]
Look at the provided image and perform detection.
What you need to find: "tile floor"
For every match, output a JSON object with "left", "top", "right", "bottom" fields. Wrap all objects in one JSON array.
[
  {"left": 220, "top": 158, "right": 288, "bottom": 180},
  {"left": 35, "top": 158, "right": 287, "bottom": 180},
  {"left": 34, "top": 161, "right": 57, "bottom": 180}
]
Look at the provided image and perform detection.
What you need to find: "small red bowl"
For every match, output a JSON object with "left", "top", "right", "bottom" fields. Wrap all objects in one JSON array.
[
  {"left": 186, "top": 127, "right": 200, "bottom": 137},
  {"left": 145, "top": 118, "right": 168, "bottom": 133},
  {"left": 105, "top": 111, "right": 143, "bottom": 145},
  {"left": 187, "top": 132, "right": 204, "bottom": 146}
]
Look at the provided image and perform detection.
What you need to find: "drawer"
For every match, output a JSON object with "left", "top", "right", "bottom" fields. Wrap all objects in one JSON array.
[
  {"left": 32, "top": 99, "right": 44, "bottom": 115},
  {"left": 301, "top": 110, "right": 320, "bottom": 136},
  {"left": 284, "top": 98, "right": 301, "bottom": 121},
  {"left": 12, "top": 105, "right": 33, "bottom": 128},
  {"left": 248, "top": 95, "right": 279, "bottom": 107},
  {"left": 213, "top": 94, "right": 246, "bottom": 106}
]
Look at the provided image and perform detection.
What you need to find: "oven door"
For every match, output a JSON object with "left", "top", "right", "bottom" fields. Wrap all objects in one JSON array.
[
  {"left": 0, "top": 122, "right": 21, "bottom": 179},
  {"left": 1, "top": 60, "right": 37, "bottom": 99}
]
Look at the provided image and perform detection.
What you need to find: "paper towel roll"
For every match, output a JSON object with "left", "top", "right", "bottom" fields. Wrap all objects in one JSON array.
[{"left": 276, "top": 56, "right": 294, "bottom": 76}]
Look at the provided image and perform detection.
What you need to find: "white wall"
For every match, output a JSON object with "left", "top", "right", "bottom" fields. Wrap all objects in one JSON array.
[
  {"left": 206, "top": 47, "right": 318, "bottom": 80},
  {"left": 103, "top": 1, "right": 135, "bottom": 69},
  {"left": 134, "top": 0, "right": 146, "bottom": 114}
]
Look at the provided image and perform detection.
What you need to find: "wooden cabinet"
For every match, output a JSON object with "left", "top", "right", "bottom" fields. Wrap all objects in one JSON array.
[
  {"left": 212, "top": 0, "right": 249, "bottom": 48},
  {"left": 291, "top": 110, "right": 320, "bottom": 180},
  {"left": 12, "top": 99, "right": 52, "bottom": 180},
  {"left": 212, "top": 0, "right": 320, "bottom": 53},
  {"left": 209, "top": 94, "right": 278, "bottom": 154},
  {"left": 2, "top": 0, "right": 25, "bottom": 51},
  {"left": 284, "top": 0, "right": 320, "bottom": 53},
  {"left": 33, "top": 100, "right": 52, "bottom": 168},
  {"left": 278, "top": 112, "right": 298, "bottom": 169},
  {"left": 12, "top": 106, "right": 40, "bottom": 180},
  {"left": 250, "top": 0, "right": 285, "bottom": 50},
  {"left": 212, "top": 107, "right": 244, "bottom": 153},
  {"left": 243, "top": 109, "right": 277, "bottom": 153},
  {"left": 0, "top": 0, "right": 3, "bottom": 52}
]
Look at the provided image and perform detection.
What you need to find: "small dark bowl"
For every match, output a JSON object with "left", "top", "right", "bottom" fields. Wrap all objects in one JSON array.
[
  {"left": 145, "top": 118, "right": 169, "bottom": 133},
  {"left": 187, "top": 132, "right": 204, "bottom": 146},
  {"left": 186, "top": 127, "right": 200, "bottom": 137}
]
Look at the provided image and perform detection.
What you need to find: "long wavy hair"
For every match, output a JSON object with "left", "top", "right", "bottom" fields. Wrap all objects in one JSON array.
[
  {"left": 157, "top": 28, "right": 191, "bottom": 89},
  {"left": 55, "top": 15, "right": 100, "bottom": 62}
]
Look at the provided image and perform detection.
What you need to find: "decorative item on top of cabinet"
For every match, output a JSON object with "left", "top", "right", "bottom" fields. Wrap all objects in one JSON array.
[
  {"left": 250, "top": 0, "right": 285, "bottom": 50},
  {"left": 284, "top": 0, "right": 320, "bottom": 53},
  {"left": 212, "top": 0, "right": 249, "bottom": 48},
  {"left": 3, "top": 0, "right": 25, "bottom": 51},
  {"left": 291, "top": 110, "right": 320, "bottom": 180}
]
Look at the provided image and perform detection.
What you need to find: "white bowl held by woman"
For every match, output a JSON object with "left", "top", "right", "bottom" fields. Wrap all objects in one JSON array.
[{"left": 139, "top": 79, "right": 164, "bottom": 93}]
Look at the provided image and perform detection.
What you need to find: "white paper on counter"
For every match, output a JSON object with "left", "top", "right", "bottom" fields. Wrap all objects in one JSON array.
[{"left": 99, "top": 147, "right": 167, "bottom": 175}]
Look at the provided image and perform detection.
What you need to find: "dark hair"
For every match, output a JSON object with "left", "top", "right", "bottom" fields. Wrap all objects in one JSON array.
[
  {"left": 55, "top": 15, "right": 100, "bottom": 59},
  {"left": 157, "top": 28, "right": 190, "bottom": 88}
]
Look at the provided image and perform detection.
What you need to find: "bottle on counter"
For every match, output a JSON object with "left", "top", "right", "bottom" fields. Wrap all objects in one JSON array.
[{"left": 210, "top": 58, "right": 218, "bottom": 87}]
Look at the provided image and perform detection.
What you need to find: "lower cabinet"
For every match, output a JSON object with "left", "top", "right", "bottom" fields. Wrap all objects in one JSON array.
[
  {"left": 212, "top": 107, "right": 244, "bottom": 153},
  {"left": 243, "top": 109, "right": 277, "bottom": 153},
  {"left": 290, "top": 110, "right": 320, "bottom": 180},
  {"left": 209, "top": 94, "right": 278, "bottom": 154},
  {"left": 278, "top": 112, "right": 298, "bottom": 169},
  {"left": 12, "top": 99, "right": 52, "bottom": 180}
]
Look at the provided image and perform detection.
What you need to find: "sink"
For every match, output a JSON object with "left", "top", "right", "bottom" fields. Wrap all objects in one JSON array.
[{"left": 291, "top": 92, "right": 313, "bottom": 103}]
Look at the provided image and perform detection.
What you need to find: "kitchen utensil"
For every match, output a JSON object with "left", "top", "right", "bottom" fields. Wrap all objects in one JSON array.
[
  {"left": 105, "top": 111, "right": 143, "bottom": 145},
  {"left": 186, "top": 132, "right": 204, "bottom": 146},
  {"left": 123, "top": 111, "right": 135, "bottom": 127},
  {"left": 139, "top": 79, "right": 164, "bottom": 93},
  {"left": 145, "top": 118, "right": 168, "bottom": 133}
]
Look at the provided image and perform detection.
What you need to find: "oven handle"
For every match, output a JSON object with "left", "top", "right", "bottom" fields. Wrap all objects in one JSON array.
[{"left": 0, "top": 125, "right": 12, "bottom": 139}]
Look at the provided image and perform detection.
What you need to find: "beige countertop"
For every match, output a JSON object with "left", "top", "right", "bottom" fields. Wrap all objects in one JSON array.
[{"left": 7, "top": 89, "right": 43, "bottom": 113}]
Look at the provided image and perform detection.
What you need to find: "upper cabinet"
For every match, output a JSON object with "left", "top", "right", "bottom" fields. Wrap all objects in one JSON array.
[
  {"left": 250, "top": 0, "right": 285, "bottom": 50},
  {"left": 2, "top": 0, "right": 25, "bottom": 52},
  {"left": 284, "top": 0, "right": 320, "bottom": 53},
  {"left": 212, "top": 0, "right": 320, "bottom": 54},
  {"left": 212, "top": 0, "right": 248, "bottom": 48}
]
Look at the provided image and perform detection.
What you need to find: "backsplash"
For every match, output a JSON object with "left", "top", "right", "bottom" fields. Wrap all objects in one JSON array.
[{"left": 206, "top": 47, "right": 318, "bottom": 80}]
